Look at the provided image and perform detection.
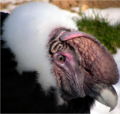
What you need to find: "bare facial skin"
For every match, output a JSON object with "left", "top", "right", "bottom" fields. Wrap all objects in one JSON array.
[{"left": 49, "top": 28, "right": 119, "bottom": 111}]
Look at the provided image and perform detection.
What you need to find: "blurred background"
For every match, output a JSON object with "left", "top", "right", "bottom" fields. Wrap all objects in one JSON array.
[
  {"left": 0, "top": 0, "right": 120, "bottom": 12},
  {"left": 1, "top": 0, "right": 120, "bottom": 114}
]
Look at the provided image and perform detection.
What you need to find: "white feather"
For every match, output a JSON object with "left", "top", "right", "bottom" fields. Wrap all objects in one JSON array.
[{"left": 2, "top": 1, "right": 78, "bottom": 105}]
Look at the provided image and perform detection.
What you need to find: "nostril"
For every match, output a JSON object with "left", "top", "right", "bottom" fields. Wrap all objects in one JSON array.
[{"left": 84, "top": 68, "right": 93, "bottom": 76}]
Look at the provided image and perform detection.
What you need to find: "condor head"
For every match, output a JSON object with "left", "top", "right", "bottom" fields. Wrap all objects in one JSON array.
[{"left": 49, "top": 28, "right": 119, "bottom": 111}]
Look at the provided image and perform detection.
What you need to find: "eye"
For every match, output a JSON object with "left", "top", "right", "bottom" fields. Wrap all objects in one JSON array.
[{"left": 57, "top": 55, "right": 66, "bottom": 62}]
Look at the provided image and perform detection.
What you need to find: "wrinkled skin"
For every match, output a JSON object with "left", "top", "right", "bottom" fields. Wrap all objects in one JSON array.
[{"left": 48, "top": 27, "right": 119, "bottom": 111}]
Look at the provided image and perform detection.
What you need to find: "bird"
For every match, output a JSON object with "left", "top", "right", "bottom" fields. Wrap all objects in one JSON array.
[{"left": 1, "top": 2, "right": 119, "bottom": 113}]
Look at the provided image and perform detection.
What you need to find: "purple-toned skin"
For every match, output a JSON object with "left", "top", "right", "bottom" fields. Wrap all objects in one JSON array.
[{"left": 49, "top": 28, "right": 119, "bottom": 111}]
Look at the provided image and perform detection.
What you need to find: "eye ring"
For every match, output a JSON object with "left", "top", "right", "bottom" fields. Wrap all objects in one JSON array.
[{"left": 57, "top": 55, "right": 66, "bottom": 63}]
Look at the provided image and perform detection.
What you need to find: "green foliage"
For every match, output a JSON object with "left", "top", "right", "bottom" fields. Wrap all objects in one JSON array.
[{"left": 76, "top": 11, "right": 120, "bottom": 54}]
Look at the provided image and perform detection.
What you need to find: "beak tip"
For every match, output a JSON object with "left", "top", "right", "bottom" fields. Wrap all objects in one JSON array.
[
  {"left": 109, "top": 108, "right": 113, "bottom": 112},
  {"left": 109, "top": 97, "right": 118, "bottom": 112},
  {"left": 89, "top": 84, "right": 118, "bottom": 112},
  {"left": 101, "top": 88, "right": 118, "bottom": 111},
  {"left": 109, "top": 106, "right": 115, "bottom": 112}
]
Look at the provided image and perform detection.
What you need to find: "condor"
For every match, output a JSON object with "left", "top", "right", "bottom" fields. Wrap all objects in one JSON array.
[{"left": 1, "top": 2, "right": 119, "bottom": 113}]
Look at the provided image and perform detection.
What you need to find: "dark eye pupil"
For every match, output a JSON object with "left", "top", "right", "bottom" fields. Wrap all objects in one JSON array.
[
  {"left": 57, "top": 55, "right": 65, "bottom": 62},
  {"left": 59, "top": 56, "right": 63, "bottom": 60}
]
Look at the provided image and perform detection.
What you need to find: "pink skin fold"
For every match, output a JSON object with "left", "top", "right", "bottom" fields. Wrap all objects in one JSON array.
[{"left": 60, "top": 31, "right": 95, "bottom": 41}]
